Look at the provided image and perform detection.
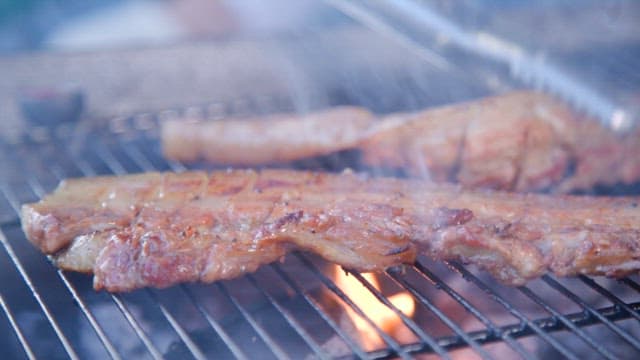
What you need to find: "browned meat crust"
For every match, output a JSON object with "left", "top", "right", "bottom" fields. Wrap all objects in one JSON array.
[
  {"left": 360, "top": 91, "right": 640, "bottom": 193},
  {"left": 162, "top": 91, "right": 640, "bottom": 193},
  {"left": 162, "top": 106, "right": 374, "bottom": 164},
  {"left": 21, "top": 169, "right": 640, "bottom": 292}
]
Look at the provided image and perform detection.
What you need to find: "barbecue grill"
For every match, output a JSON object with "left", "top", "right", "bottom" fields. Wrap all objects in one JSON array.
[{"left": 2, "top": 1, "right": 640, "bottom": 359}]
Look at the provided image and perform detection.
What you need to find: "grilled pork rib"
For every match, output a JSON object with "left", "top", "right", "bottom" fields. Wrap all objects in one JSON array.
[
  {"left": 162, "top": 106, "right": 374, "bottom": 165},
  {"left": 360, "top": 91, "right": 640, "bottom": 192},
  {"left": 161, "top": 91, "right": 640, "bottom": 193},
  {"left": 21, "top": 169, "right": 640, "bottom": 292}
]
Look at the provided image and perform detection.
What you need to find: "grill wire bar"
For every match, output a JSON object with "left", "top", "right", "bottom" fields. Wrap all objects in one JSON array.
[
  {"left": 579, "top": 275, "right": 640, "bottom": 323},
  {"left": 7, "top": 136, "right": 160, "bottom": 360},
  {"left": 214, "top": 282, "right": 291, "bottom": 360},
  {"left": 19, "top": 161, "right": 123, "bottom": 360},
  {"left": 293, "top": 253, "right": 414, "bottom": 360},
  {"left": 542, "top": 275, "right": 640, "bottom": 350},
  {"left": 50, "top": 138, "right": 166, "bottom": 360},
  {"left": 445, "top": 261, "right": 579, "bottom": 359},
  {"left": 516, "top": 287, "right": 616, "bottom": 359},
  {"left": 243, "top": 274, "right": 331, "bottom": 359},
  {"left": 15, "top": 133, "right": 172, "bottom": 359},
  {"left": 0, "top": 294, "right": 36, "bottom": 360},
  {"left": 28, "top": 133, "right": 171, "bottom": 360},
  {"left": 0, "top": 189, "right": 81, "bottom": 360},
  {"left": 621, "top": 278, "right": 640, "bottom": 294},
  {"left": 55, "top": 270, "right": 122, "bottom": 360},
  {"left": 268, "top": 262, "right": 371, "bottom": 359},
  {"left": 346, "top": 271, "right": 451, "bottom": 358},
  {"left": 110, "top": 294, "right": 163, "bottom": 360},
  {"left": 385, "top": 267, "right": 493, "bottom": 358},
  {"left": 146, "top": 289, "right": 208, "bottom": 360},
  {"left": 180, "top": 285, "right": 251, "bottom": 360},
  {"left": 411, "top": 263, "right": 533, "bottom": 359}
]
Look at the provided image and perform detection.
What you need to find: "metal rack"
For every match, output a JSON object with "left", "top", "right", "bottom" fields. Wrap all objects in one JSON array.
[{"left": 2, "top": 1, "right": 640, "bottom": 358}]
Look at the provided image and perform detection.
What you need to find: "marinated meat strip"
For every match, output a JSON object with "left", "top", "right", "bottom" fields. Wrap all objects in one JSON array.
[
  {"left": 162, "top": 91, "right": 640, "bottom": 193},
  {"left": 360, "top": 91, "right": 549, "bottom": 189},
  {"left": 21, "top": 169, "right": 640, "bottom": 292},
  {"left": 162, "top": 106, "right": 374, "bottom": 165},
  {"left": 359, "top": 91, "right": 640, "bottom": 192}
]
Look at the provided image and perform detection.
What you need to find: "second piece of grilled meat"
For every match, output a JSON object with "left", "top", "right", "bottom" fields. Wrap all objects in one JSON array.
[
  {"left": 360, "top": 91, "right": 640, "bottom": 193},
  {"left": 162, "top": 106, "right": 374, "bottom": 165},
  {"left": 161, "top": 91, "right": 640, "bottom": 193}
]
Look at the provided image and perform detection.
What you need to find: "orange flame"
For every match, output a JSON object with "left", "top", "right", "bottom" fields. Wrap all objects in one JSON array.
[{"left": 333, "top": 266, "right": 416, "bottom": 349}]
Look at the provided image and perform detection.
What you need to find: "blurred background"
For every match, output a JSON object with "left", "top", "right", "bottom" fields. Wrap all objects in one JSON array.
[
  {"left": 0, "top": 0, "right": 343, "bottom": 138},
  {"left": 1, "top": 0, "right": 638, "bottom": 138}
]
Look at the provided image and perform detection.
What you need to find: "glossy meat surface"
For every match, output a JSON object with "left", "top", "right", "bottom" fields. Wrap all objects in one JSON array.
[
  {"left": 21, "top": 169, "right": 640, "bottom": 292},
  {"left": 360, "top": 91, "right": 640, "bottom": 192},
  {"left": 162, "top": 91, "right": 640, "bottom": 193},
  {"left": 162, "top": 106, "right": 374, "bottom": 165}
]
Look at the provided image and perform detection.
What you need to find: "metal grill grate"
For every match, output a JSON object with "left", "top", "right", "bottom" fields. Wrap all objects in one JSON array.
[{"left": 1, "top": 96, "right": 640, "bottom": 359}]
